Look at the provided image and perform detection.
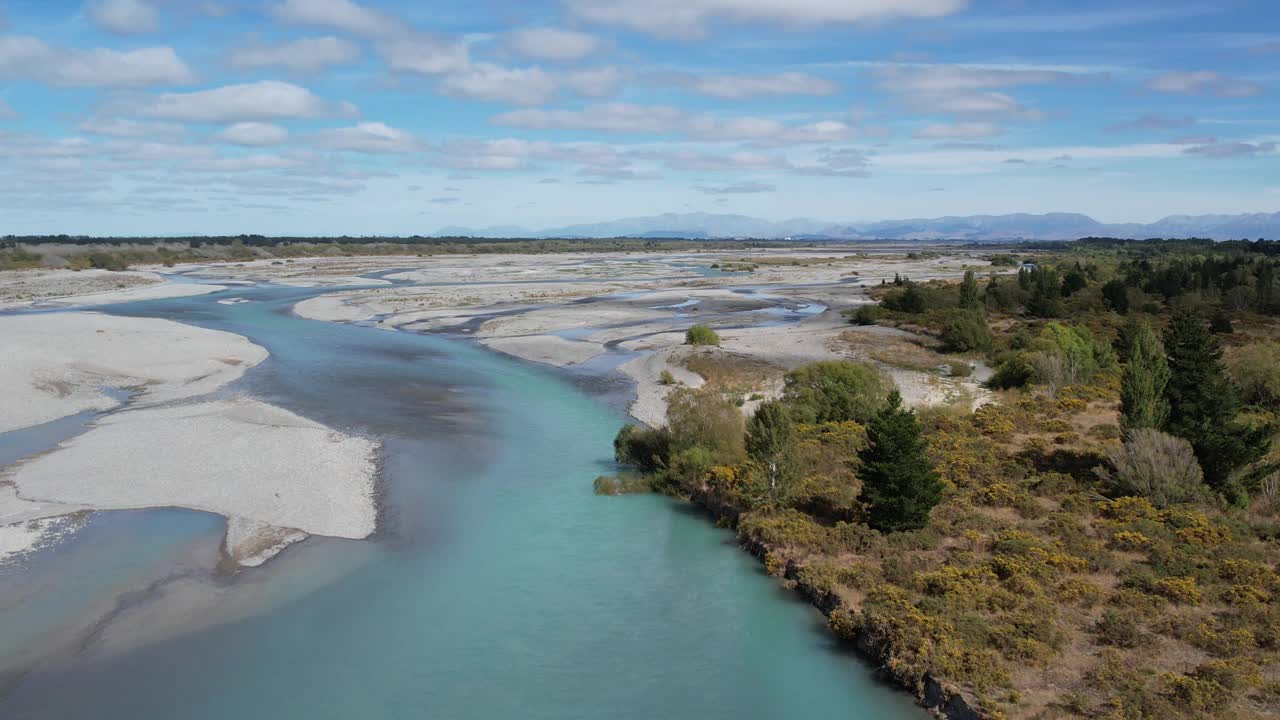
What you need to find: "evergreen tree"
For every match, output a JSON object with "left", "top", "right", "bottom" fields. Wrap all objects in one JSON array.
[
  {"left": 858, "top": 391, "right": 942, "bottom": 532},
  {"left": 1163, "top": 311, "right": 1269, "bottom": 495},
  {"left": 1101, "top": 279, "right": 1130, "bottom": 314},
  {"left": 958, "top": 269, "right": 980, "bottom": 309},
  {"left": 1026, "top": 267, "right": 1064, "bottom": 318},
  {"left": 1120, "top": 320, "right": 1169, "bottom": 431}
]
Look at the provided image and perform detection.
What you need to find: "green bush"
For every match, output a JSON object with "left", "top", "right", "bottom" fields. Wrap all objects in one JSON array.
[
  {"left": 849, "top": 304, "right": 882, "bottom": 326},
  {"left": 613, "top": 424, "right": 672, "bottom": 473},
  {"left": 941, "top": 310, "right": 993, "bottom": 353},
  {"left": 658, "top": 369, "right": 677, "bottom": 385},
  {"left": 685, "top": 325, "right": 721, "bottom": 346},
  {"left": 782, "top": 361, "right": 887, "bottom": 424},
  {"left": 987, "top": 353, "right": 1034, "bottom": 389},
  {"left": 1093, "top": 610, "right": 1147, "bottom": 648},
  {"left": 593, "top": 474, "right": 653, "bottom": 495}
]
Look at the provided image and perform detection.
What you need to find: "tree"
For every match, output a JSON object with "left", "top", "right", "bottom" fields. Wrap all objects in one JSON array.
[
  {"left": 746, "top": 401, "right": 794, "bottom": 494},
  {"left": 1096, "top": 429, "right": 1206, "bottom": 508},
  {"left": 782, "top": 361, "right": 887, "bottom": 424},
  {"left": 1026, "top": 266, "right": 1064, "bottom": 318},
  {"left": 1163, "top": 310, "right": 1270, "bottom": 495},
  {"left": 1120, "top": 320, "right": 1170, "bottom": 431},
  {"left": 1102, "top": 279, "right": 1130, "bottom": 314},
  {"left": 858, "top": 391, "right": 942, "bottom": 532},
  {"left": 958, "top": 269, "right": 980, "bottom": 309},
  {"left": 1062, "top": 263, "right": 1089, "bottom": 296}
]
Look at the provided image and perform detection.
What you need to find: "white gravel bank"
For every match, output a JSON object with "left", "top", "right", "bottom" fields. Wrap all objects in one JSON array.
[
  {"left": 0, "top": 313, "right": 268, "bottom": 434},
  {"left": 4, "top": 398, "right": 380, "bottom": 565}
]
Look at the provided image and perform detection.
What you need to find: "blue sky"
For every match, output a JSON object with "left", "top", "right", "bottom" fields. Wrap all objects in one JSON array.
[{"left": 0, "top": 0, "right": 1277, "bottom": 235}]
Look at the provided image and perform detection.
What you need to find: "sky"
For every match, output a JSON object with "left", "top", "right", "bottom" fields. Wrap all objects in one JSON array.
[{"left": 1, "top": 0, "right": 1277, "bottom": 236}]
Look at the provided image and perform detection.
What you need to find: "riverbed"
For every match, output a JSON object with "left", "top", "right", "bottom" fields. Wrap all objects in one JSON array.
[{"left": 0, "top": 269, "right": 924, "bottom": 718}]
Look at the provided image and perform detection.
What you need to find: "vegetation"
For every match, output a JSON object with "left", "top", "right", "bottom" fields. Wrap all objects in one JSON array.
[
  {"left": 685, "top": 325, "right": 721, "bottom": 346},
  {"left": 858, "top": 392, "right": 942, "bottom": 532},
  {"left": 604, "top": 238, "right": 1280, "bottom": 719}
]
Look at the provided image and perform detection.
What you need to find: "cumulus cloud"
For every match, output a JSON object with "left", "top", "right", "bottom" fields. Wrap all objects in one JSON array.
[
  {"left": 506, "top": 27, "right": 601, "bottom": 61},
  {"left": 230, "top": 36, "right": 360, "bottom": 72},
  {"left": 563, "top": 66, "right": 624, "bottom": 97},
  {"left": 87, "top": 0, "right": 159, "bottom": 34},
  {"left": 140, "top": 81, "right": 349, "bottom": 122},
  {"left": 78, "top": 116, "right": 185, "bottom": 138},
  {"left": 565, "top": 0, "right": 965, "bottom": 39},
  {"left": 219, "top": 122, "right": 290, "bottom": 146},
  {"left": 1146, "top": 71, "right": 1263, "bottom": 97},
  {"left": 314, "top": 122, "right": 423, "bottom": 153},
  {"left": 1183, "top": 141, "right": 1277, "bottom": 158},
  {"left": 696, "top": 181, "right": 776, "bottom": 194},
  {"left": 271, "top": 0, "right": 402, "bottom": 37},
  {"left": 0, "top": 36, "right": 194, "bottom": 87},
  {"left": 440, "top": 63, "right": 560, "bottom": 105},
  {"left": 682, "top": 71, "right": 838, "bottom": 99},
  {"left": 913, "top": 121, "right": 1002, "bottom": 139},
  {"left": 379, "top": 35, "right": 470, "bottom": 75}
]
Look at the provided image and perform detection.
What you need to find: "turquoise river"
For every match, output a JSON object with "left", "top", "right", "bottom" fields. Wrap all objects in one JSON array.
[{"left": 0, "top": 277, "right": 923, "bottom": 719}]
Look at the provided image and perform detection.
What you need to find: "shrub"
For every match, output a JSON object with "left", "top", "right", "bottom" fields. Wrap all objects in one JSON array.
[
  {"left": 850, "top": 304, "right": 882, "bottom": 326},
  {"left": 658, "top": 369, "right": 677, "bottom": 385},
  {"left": 948, "top": 361, "right": 972, "bottom": 378},
  {"left": 782, "top": 361, "right": 887, "bottom": 424},
  {"left": 1094, "top": 610, "right": 1147, "bottom": 648},
  {"left": 593, "top": 474, "right": 653, "bottom": 495},
  {"left": 987, "top": 353, "right": 1034, "bottom": 389},
  {"left": 1228, "top": 342, "right": 1280, "bottom": 410},
  {"left": 685, "top": 325, "right": 720, "bottom": 346},
  {"left": 667, "top": 387, "right": 745, "bottom": 463},
  {"left": 1095, "top": 429, "right": 1207, "bottom": 508},
  {"left": 613, "top": 424, "right": 672, "bottom": 472},
  {"left": 941, "top": 310, "right": 993, "bottom": 353}
]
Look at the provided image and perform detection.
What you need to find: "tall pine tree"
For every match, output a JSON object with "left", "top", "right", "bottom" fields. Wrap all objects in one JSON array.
[
  {"left": 1163, "top": 310, "right": 1269, "bottom": 495},
  {"left": 1120, "top": 320, "right": 1170, "bottom": 431},
  {"left": 858, "top": 391, "right": 942, "bottom": 532},
  {"left": 958, "top": 269, "right": 980, "bottom": 310}
]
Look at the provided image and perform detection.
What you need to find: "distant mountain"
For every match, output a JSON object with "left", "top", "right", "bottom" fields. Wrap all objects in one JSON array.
[{"left": 436, "top": 211, "right": 1280, "bottom": 241}]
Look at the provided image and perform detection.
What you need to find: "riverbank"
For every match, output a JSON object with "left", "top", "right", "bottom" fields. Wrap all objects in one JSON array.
[
  {"left": 0, "top": 268, "right": 224, "bottom": 309},
  {"left": 0, "top": 312, "right": 379, "bottom": 569}
]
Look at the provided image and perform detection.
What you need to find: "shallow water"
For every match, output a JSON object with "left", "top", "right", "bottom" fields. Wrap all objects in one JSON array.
[{"left": 0, "top": 281, "right": 922, "bottom": 719}]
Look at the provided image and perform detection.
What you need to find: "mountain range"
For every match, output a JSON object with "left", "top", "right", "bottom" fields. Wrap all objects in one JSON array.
[{"left": 436, "top": 211, "right": 1280, "bottom": 242}]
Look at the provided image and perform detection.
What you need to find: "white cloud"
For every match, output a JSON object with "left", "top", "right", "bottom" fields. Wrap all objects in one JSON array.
[
  {"left": 913, "top": 121, "right": 1002, "bottom": 139},
  {"left": 685, "top": 71, "right": 838, "bottom": 99},
  {"left": 141, "top": 81, "right": 347, "bottom": 122},
  {"left": 507, "top": 27, "right": 601, "bottom": 62},
  {"left": 440, "top": 63, "right": 559, "bottom": 105},
  {"left": 379, "top": 36, "right": 470, "bottom": 75},
  {"left": 78, "top": 116, "right": 185, "bottom": 137},
  {"left": 271, "top": 0, "right": 402, "bottom": 38},
  {"left": 230, "top": 36, "right": 360, "bottom": 72},
  {"left": 314, "top": 122, "right": 423, "bottom": 153},
  {"left": 494, "top": 102, "right": 854, "bottom": 145},
  {"left": 0, "top": 36, "right": 194, "bottom": 87},
  {"left": 494, "top": 103, "right": 684, "bottom": 132},
  {"left": 1146, "top": 70, "right": 1263, "bottom": 98},
  {"left": 563, "top": 66, "right": 624, "bottom": 97},
  {"left": 1183, "top": 141, "right": 1276, "bottom": 158},
  {"left": 87, "top": 0, "right": 159, "bottom": 35},
  {"left": 565, "top": 0, "right": 965, "bottom": 38},
  {"left": 874, "top": 63, "right": 1091, "bottom": 119},
  {"left": 220, "top": 122, "right": 290, "bottom": 146}
]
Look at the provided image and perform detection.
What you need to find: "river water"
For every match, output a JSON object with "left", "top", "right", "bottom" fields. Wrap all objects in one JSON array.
[{"left": 0, "top": 278, "right": 922, "bottom": 719}]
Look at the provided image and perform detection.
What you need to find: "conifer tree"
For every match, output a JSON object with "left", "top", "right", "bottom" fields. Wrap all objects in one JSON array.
[
  {"left": 858, "top": 391, "right": 942, "bottom": 532},
  {"left": 1163, "top": 310, "right": 1269, "bottom": 494},
  {"left": 1120, "top": 320, "right": 1170, "bottom": 431},
  {"left": 747, "top": 401, "right": 794, "bottom": 493},
  {"left": 958, "top": 269, "right": 980, "bottom": 309}
]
